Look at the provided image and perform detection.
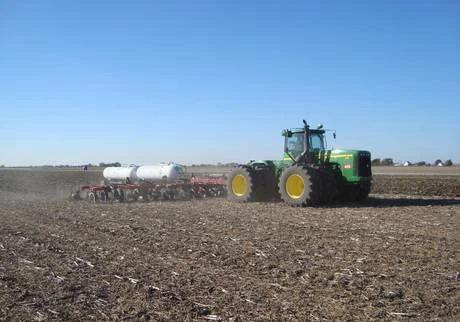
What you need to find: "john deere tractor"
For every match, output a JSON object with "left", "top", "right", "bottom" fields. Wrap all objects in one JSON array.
[{"left": 227, "top": 120, "right": 372, "bottom": 206}]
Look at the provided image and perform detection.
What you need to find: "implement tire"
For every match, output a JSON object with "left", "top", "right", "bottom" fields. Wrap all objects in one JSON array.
[
  {"left": 278, "top": 165, "right": 322, "bottom": 207},
  {"left": 227, "top": 166, "right": 259, "bottom": 202}
]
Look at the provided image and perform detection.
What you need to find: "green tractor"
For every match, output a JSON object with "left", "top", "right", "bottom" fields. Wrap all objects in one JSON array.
[{"left": 226, "top": 120, "right": 372, "bottom": 206}]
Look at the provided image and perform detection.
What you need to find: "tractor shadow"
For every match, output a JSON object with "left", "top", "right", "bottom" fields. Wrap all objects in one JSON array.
[{"left": 337, "top": 196, "right": 460, "bottom": 208}]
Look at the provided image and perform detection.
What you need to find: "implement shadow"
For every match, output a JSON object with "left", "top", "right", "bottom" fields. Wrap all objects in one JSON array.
[{"left": 336, "top": 196, "right": 460, "bottom": 208}]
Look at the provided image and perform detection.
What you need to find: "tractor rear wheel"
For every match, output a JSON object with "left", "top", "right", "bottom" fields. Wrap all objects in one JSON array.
[
  {"left": 278, "top": 165, "right": 322, "bottom": 207},
  {"left": 227, "top": 166, "right": 259, "bottom": 202}
]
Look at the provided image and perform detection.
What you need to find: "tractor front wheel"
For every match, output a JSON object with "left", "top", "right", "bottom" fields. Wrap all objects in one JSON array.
[{"left": 278, "top": 165, "right": 322, "bottom": 207}]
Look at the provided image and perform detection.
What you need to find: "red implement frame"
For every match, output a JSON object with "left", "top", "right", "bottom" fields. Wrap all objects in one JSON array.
[{"left": 74, "top": 176, "right": 227, "bottom": 203}]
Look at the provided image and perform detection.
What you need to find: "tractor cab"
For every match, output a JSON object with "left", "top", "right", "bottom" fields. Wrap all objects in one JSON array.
[{"left": 282, "top": 128, "right": 325, "bottom": 159}]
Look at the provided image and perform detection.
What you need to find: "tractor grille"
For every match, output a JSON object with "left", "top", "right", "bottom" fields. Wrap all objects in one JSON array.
[{"left": 357, "top": 155, "right": 372, "bottom": 177}]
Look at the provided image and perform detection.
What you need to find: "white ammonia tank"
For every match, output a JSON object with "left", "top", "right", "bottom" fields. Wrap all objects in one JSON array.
[
  {"left": 136, "top": 163, "right": 184, "bottom": 181},
  {"left": 103, "top": 166, "right": 138, "bottom": 182}
]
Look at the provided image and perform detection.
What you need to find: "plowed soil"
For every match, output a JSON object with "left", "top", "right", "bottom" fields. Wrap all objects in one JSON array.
[{"left": 0, "top": 169, "right": 459, "bottom": 321}]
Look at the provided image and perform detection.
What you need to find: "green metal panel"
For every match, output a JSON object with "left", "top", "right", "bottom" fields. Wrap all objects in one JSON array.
[{"left": 314, "top": 149, "right": 372, "bottom": 184}]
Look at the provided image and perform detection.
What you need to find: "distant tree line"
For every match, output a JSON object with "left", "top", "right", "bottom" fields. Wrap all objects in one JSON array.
[
  {"left": 372, "top": 158, "right": 395, "bottom": 166},
  {"left": 0, "top": 160, "right": 455, "bottom": 168},
  {"left": 98, "top": 162, "right": 121, "bottom": 167},
  {"left": 372, "top": 158, "right": 453, "bottom": 166},
  {"left": 190, "top": 162, "right": 238, "bottom": 167}
]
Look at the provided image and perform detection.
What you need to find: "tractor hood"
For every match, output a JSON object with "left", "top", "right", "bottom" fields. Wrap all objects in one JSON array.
[
  {"left": 281, "top": 149, "right": 372, "bottom": 182},
  {"left": 319, "top": 149, "right": 372, "bottom": 181}
]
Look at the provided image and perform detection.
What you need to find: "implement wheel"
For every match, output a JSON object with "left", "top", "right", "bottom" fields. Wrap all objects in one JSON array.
[
  {"left": 227, "top": 166, "right": 257, "bottom": 202},
  {"left": 88, "top": 192, "right": 96, "bottom": 204},
  {"left": 278, "top": 165, "right": 322, "bottom": 207}
]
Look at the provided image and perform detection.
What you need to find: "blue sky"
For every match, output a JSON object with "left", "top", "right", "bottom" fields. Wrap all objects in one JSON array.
[{"left": 1, "top": 0, "right": 459, "bottom": 166}]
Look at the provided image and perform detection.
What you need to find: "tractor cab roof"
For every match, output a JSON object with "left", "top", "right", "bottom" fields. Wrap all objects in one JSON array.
[{"left": 282, "top": 128, "right": 325, "bottom": 136}]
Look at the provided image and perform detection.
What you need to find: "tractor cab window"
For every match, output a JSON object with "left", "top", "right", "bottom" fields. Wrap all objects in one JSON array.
[
  {"left": 310, "top": 133, "right": 325, "bottom": 151},
  {"left": 286, "top": 133, "right": 304, "bottom": 158},
  {"left": 285, "top": 132, "right": 325, "bottom": 158}
]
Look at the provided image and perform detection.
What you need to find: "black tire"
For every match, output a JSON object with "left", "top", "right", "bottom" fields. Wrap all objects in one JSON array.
[
  {"left": 256, "top": 166, "right": 279, "bottom": 201},
  {"left": 338, "top": 182, "right": 371, "bottom": 202},
  {"left": 337, "top": 185, "right": 356, "bottom": 202},
  {"left": 320, "top": 167, "right": 338, "bottom": 204},
  {"left": 278, "top": 165, "right": 322, "bottom": 207},
  {"left": 356, "top": 182, "right": 371, "bottom": 201},
  {"left": 227, "top": 166, "right": 259, "bottom": 202}
]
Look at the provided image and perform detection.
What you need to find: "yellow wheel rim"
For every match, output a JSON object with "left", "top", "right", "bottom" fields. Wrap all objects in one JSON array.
[
  {"left": 286, "top": 174, "right": 304, "bottom": 199},
  {"left": 231, "top": 174, "right": 247, "bottom": 197}
]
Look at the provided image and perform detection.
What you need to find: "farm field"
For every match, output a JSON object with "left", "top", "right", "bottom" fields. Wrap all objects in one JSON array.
[
  {"left": 372, "top": 166, "right": 460, "bottom": 176},
  {"left": 0, "top": 169, "right": 459, "bottom": 321}
]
